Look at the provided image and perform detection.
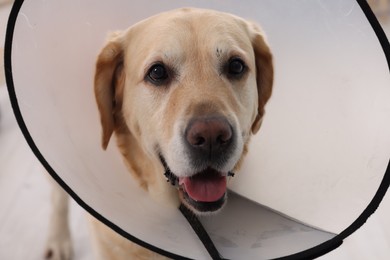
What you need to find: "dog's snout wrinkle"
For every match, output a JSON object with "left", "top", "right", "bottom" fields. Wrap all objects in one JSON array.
[{"left": 185, "top": 117, "right": 234, "bottom": 164}]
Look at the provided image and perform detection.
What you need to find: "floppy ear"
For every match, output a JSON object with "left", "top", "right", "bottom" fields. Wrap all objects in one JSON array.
[
  {"left": 248, "top": 23, "right": 274, "bottom": 134},
  {"left": 94, "top": 33, "right": 125, "bottom": 150}
]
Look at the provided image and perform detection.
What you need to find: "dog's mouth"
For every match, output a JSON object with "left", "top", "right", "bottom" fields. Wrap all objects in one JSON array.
[
  {"left": 179, "top": 168, "right": 227, "bottom": 212},
  {"left": 160, "top": 156, "right": 232, "bottom": 213},
  {"left": 179, "top": 168, "right": 226, "bottom": 202}
]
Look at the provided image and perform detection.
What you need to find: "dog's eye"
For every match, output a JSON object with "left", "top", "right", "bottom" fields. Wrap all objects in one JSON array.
[
  {"left": 227, "top": 58, "right": 246, "bottom": 78},
  {"left": 146, "top": 63, "right": 169, "bottom": 85}
]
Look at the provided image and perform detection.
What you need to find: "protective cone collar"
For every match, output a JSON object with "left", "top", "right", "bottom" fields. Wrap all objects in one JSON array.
[{"left": 5, "top": 0, "right": 390, "bottom": 259}]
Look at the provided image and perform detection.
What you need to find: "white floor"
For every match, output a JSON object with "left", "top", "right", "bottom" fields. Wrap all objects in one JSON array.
[
  {"left": 0, "top": 85, "right": 94, "bottom": 259},
  {"left": 0, "top": 2, "right": 390, "bottom": 260}
]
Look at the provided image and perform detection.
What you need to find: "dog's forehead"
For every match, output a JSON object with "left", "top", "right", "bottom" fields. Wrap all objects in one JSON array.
[
  {"left": 124, "top": 8, "right": 254, "bottom": 73},
  {"left": 146, "top": 8, "right": 244, "bottom": 30},
  {"left": 132, "top": 9, "right": 251, "bottom": 52}
]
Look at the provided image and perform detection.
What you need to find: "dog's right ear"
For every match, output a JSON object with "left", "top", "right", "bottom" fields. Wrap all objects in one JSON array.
[{"left": 94, "top": 32, "right": 125, "bottom": 150}]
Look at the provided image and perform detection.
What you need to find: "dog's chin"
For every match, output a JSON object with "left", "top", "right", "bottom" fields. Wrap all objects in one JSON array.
[{"left": 177, "top": 168, "right": 228, "bottom": 215}]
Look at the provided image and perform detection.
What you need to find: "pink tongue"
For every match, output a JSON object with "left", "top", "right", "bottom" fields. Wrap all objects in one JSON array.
[{"left": 180, "top": 173, "right": 227, "bottom": 202}]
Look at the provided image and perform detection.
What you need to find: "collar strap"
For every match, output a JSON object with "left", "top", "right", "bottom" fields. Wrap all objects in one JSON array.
[
  {"left": 179, "top": 204, "right": 225, "bottom": 260},
  {"left": 159, "top": 155, "right": 226, "bottom": 259}
]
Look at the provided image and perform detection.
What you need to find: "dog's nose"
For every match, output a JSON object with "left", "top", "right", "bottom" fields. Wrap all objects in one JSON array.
[{"left": 185, "top": 117, "right": 233, "bottom": 156}]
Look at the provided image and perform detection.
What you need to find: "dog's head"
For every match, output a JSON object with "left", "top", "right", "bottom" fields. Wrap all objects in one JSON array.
[{"left": 94, "top": 8, "right": 273, "bottom": 214}]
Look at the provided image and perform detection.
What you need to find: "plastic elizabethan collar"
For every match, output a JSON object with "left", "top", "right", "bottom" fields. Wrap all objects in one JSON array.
[{"left": 5, "top": 0, "right": 390, "bottom": 259}]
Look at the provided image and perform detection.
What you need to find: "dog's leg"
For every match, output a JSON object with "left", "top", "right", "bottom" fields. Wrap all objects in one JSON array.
[{"left": 45, "top": 178, "right": 73, "bottom": 260}]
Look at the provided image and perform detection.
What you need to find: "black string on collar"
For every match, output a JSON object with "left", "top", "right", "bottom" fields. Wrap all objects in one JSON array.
[
  {"left": 179, "top": 204, "right": 225, "bottom": 260},
  {"left": 160, "top": 154, "right": 227, "bottom": 259}
]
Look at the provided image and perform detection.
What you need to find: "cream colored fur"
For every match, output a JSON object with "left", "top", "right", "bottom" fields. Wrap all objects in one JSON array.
[{"left": 46, "top": 8, "right": 273, "bottom": 259}]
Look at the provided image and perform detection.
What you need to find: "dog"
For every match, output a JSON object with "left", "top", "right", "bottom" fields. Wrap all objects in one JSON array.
[{"left": 45, "top": 7, "right": 273, "bottom": 260}]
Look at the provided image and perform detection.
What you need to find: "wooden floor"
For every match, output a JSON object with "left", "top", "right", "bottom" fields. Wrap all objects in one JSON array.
[{"left": 0, "top": 2, "right": 389, "bottom": 260}]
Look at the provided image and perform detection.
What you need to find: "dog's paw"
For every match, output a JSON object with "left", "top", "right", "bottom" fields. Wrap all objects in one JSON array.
[{"left": 44, "top": 236, "right": 73, "bottom": 260}]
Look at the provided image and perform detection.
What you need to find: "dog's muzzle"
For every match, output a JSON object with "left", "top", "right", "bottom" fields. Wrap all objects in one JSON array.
[{"left": 160, "top": 116, "right": 237, "bottom": 213}]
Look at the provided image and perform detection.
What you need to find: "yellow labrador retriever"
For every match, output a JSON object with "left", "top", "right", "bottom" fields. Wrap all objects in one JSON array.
[{"left": 46, "top": 7, "right": 273, "bottom": 260}]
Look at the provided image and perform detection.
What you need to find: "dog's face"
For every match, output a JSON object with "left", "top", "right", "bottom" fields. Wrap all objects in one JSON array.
[{"left": 95, "top": 8, "right": 273, "bottom": 214}]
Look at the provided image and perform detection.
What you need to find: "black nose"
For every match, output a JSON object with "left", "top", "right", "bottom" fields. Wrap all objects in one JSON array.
[{"left": 185, "top": 117, "right": 234, "bottom": 163}]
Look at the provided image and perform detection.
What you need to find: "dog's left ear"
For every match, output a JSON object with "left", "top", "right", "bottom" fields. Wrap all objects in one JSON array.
[{"left": 248, "top": 22, "right": 274, "bottom": 134}]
